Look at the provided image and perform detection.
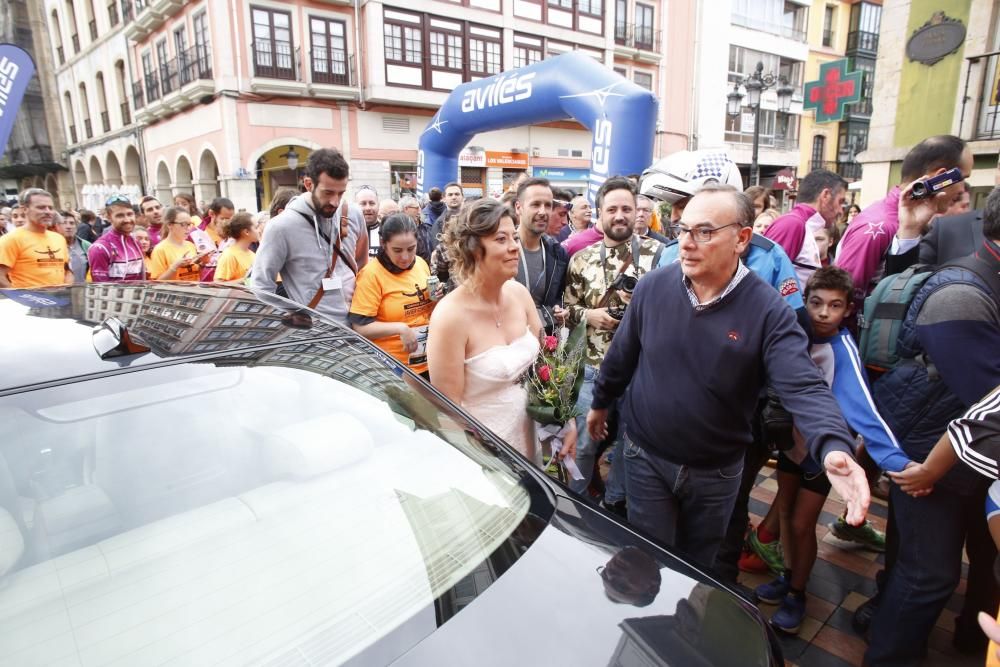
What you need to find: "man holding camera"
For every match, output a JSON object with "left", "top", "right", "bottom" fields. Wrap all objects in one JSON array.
[{"left": 564, "top": 176, "right": 664, "bottom": 498}]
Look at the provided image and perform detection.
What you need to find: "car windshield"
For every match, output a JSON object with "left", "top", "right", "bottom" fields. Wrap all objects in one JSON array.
[{"left": 0, "top": 343, "right": 544, "bottom": 665}]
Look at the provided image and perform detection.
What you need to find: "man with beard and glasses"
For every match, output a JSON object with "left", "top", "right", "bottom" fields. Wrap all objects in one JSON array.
[
  {"left": 513, "top": 177, "right": 569, "bottom": 335},
  {"left": 252, "top": 148, "right": 367, "bottom": 326},
  {"left": 564, "top": 176, "right": 664, "bottom": 502}
]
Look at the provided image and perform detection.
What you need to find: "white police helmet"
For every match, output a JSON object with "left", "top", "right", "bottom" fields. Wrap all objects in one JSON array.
[{"left": 639, "top": 150, "right": 744, "bottom": 204}]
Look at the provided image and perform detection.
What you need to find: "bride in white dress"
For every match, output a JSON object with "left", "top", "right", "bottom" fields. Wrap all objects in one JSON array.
[{"left": 427, "top": 198, "right": 577, "bottom": 467}]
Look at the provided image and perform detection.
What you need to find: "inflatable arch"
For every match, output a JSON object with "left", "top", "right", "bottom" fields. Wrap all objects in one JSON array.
[{"left": 417, "top": 52, "right": 658, "bottom": 203}]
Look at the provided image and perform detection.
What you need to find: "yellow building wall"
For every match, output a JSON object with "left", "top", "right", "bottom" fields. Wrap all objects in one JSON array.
[{"left": 798, "top": 0, "right": 853, "bottom": 179}]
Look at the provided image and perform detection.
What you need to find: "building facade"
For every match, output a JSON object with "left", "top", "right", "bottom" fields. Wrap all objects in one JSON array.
[
  {"left": 39, "top": 0, "right": 690, "bottom": 212},
  {"left": 860, "top": 0, "right": 998, "bottom": 207}
]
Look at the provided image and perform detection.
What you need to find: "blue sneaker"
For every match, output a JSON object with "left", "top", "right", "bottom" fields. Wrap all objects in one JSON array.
[
  {"left": 771, "top": 593, "right": 806, "bottom": 634},
  {"left": 754, "top": 575, "right": 790, "bottom": 605}
]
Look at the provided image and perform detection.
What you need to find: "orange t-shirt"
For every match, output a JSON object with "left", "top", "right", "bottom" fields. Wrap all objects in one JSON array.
[
  {"left": 149, "top": 240, "right": 202, "bottom": 281},
  {"left": 215, "top": 245, "right": 255, "bottom": 282},
  {"left": 0, "top": 227, "right": 69, "bottom": 287},
  {"left": 349, "top": 258, "right": 435, "bottom": 373}
]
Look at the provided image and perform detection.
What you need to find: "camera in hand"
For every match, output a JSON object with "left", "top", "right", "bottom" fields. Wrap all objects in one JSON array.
[
  {"left": 607, "top": 274, "right": 638, "bottom": 320},
  {"left": 910, "top": 167, "right": 964, "bottom": 200}
]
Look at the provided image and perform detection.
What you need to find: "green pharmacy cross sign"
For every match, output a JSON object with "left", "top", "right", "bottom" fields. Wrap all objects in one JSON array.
[{"left": 803, "top": 59, "right": 863, "bottom": 124}]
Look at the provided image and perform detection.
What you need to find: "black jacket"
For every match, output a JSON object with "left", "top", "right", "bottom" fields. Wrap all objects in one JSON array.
[
  {"left": 884, "top": 210, "right": 984, "bottom": 275},
  {"left": 516, "top": 234, "right": 569, "bottom": 335}
]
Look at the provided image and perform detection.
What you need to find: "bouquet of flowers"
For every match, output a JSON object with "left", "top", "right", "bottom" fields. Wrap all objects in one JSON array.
[{"left": 524, "top": 322, "right": 587, "bottom": 481}]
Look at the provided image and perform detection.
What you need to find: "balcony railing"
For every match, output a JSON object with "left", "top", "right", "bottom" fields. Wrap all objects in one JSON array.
[
  {"left": 961, "top": 50, "right": 1000, "bottom": 141},
  {"left": 100, "top": 110, "right": 110, "bottom": 133},
  {"left": 810, "top": 160, "right": 836, "bottom": 172},
  {"left": 838, "top": 161, "right": 863, "bottom": 180},
  {"left": 144, "top": 72, "right": 161, "bottom": 102},
  {"left": 253, "top": 40, "right": 296, "bottom": 80},
  {"left": 120, "top": 100, "right": 131, "bottom": 125},
  {"left": 121, "top": 0, "right": 133, "bottom": 24},
  {"left": 89, "top": 19, "right": 98, "bottom": 41},
  {"left": 71, "top": 33, "right": 80, "bottom": 53},
  {"left": 132, "top": 81, "right": 145, "bottom": 109},
  {"left": 69, "top": 125, "right": 77, "bottom": 144},
  {"left": 56, "top": 46, "right": 64, "bottom": 65},
  {"left": 822, "top": 29, "right": 833, "bottom": 47},
  {"left": 108, "top": 2, "right": 119, "bottom": 26},
  {"left": 159, "top": 60, "right": 179, "bottom": 96},
  {"left": 310, "top": 47, "right": 350, "bottom": 86},
  {"left": 725, "top": 132, "right": 799, "bottom": 152},
  {"left": 84, "top": 118, "right": 93, "bottom": 139},
  {"left": 847, "top": 30, "right": 879, "bottom": 54},
  {"left": 732, "top": 14, "right": 806, "bottom": 42},
  {"left": 614, "top": 23, "right": 662, "bottom": 52},
  {"left": 178, "top": 45, "right": 213, "bottom": 86}
]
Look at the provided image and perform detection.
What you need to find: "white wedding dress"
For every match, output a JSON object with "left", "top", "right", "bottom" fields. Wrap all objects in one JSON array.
[{"left": 462, "top": 328, "right": 541, "bottom": 466}]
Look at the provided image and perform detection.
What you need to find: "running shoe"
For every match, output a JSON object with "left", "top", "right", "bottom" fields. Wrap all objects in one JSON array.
[
  {"left": 748, "top": 528, "right": 786, "bottom": 574},
  {"left": 830, "top": 516, "right": 886, "bottom": 552},
  {"left": 738, "top": 545, "right": 770, "bottom": 574},
  {"left": 771, "top": 592, "right": 806, "bottom": 634},
  {"left": 755, "top": 574, "right": 790, "bottom": 605}
]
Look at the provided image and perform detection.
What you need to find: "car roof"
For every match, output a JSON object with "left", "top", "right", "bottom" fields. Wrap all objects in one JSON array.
[{"left": 0, "top": 283, "right": 349, "bottom": 395}]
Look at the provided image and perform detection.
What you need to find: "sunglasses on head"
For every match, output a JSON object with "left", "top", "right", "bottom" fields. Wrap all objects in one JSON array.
[
  {"left": 105, "top": 194, "right": 132, "bottom": 207},
  {"left": 553, "top": 199, "right": 572, "bottom": 209}
]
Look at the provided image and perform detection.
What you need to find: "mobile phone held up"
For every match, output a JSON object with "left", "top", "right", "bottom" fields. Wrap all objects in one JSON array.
[{"left": 910, "top": 168, "right": 964, "bottom": 200}]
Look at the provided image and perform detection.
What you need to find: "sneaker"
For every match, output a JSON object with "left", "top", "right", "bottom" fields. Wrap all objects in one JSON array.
[
  {"left": 601, "top": 498, "right": 628, "bottom": 519},
  {"left": 748, "top": 529, "right": 786, "bottom": 574},
  {"left": 830, "top": 516, "right": 886, "bottom": 552},
  {"left": 852, "top": 594, "right": 879, "bottom": 636},
  {"left": 755, "top": 574, "right": 790, "bottom": 605},
  {"left": 771, "top": 593, "right": 806, "bottom": 634},
  {"left": 738, "top": 546, "right": 770, "bottom": 574}
]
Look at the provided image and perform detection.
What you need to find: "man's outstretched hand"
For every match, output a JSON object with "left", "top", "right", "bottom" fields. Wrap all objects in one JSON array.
[{"left": 824, "top": 450, "right": 871, "bottom": 526}]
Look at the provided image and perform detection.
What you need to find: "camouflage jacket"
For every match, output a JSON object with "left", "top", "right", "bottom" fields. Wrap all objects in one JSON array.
[{"left": 564, "top": 236, "right": 664, "bottom": 366}]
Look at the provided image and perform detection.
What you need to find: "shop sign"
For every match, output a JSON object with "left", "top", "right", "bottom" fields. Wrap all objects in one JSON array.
[
  {"left": 458, "top": 151, "right": 486, "bottom": 167},
  {"left": 486, "top": 151, "right": 529, "bottom": 168},
  {"left": 533, "top": 167, "right": 590, "bottom": 181},
  {"left": 771, "top": 168, "right": 797, "bottom": 191},
  {"left": 906, "top": 12, "right": 966, "bottom": 66}
]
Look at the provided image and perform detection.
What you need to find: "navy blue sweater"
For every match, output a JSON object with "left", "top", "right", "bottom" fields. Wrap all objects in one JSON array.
[{"left": 592, "top": 263, "right": 856, "bottom": 467}]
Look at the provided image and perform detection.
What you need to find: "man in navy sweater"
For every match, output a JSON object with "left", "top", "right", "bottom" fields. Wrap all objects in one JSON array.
[{"left": 587, "top": 185, "right": 870, "bottom": 569}]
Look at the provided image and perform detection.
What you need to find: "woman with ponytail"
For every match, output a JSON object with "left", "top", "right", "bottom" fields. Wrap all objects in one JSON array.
[
  {"left": 348, "top": 213, "right": 440, "bottom": 378},
  {"left": 214, "top": 212, "right": 258, "bottom": 282}
]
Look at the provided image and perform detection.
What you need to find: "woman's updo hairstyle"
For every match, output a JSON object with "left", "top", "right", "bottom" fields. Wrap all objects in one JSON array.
[
  {"left": 378, "top": 212, "right": 418, "bottom": 244},
  {"left": 222, "top": 211, "right": 255, "bottom": 240},
  {"left": 443, "top": 198, "right": 513, "bottom": 285}
]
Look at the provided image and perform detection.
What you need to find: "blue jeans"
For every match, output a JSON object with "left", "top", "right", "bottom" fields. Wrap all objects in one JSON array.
[
  {"left": 623, "top": 433, "right": 743, "bottom": 569},
  {"left": 571, "top": 366, "right": 621, "bottom": 495},
  {"left": 866, "top": 484, "right": 989, "bottom": 666},
  {"left": 603, "top": 437, "right": 628, "bottom": 505}
]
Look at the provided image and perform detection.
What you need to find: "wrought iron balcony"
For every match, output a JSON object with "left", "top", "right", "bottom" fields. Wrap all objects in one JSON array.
[
  {"left": 132, "top": 81, "right": 145, "bottom": 109},
  {"left": 846, "top": 30, "right": 879, "bottom": 54},
  {"left": 838, "top": 161, "right": 863, "bottom": 180},
  {"left": 614, "top": 23, "right": 662, "bottom": 52},
  {"left": 177, "top": 45, "right": 213, "bottom": 86},
  {"left": 108, "top": 2, "right": 119, "bottom": 26},
  {"left": 310, "top": 47, "right": 351, "bottom": 86},
  {"left": 144, "top": 72, "right": 160, "bottom": 102},
  {"left": 159, "top": 60, "right": 179, "bottom": 96},
  {"left": 121, "top": 0, "right": 133, "bottom": 24},
  {"left": 960, "top": 50, "right": 1000, "bottom": 140},
  {"left": 253, "top": 39, "right": 297, "bottom": 80}
]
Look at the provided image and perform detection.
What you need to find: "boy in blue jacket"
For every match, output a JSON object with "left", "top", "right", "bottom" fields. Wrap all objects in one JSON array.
[{"left": 755, "top": 266, "right": 910, "bottom": 634}]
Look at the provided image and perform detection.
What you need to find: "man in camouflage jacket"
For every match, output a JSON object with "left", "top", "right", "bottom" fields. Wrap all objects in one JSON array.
[{"left": 564, "top": 176, "right": 664, "bottom": 499}]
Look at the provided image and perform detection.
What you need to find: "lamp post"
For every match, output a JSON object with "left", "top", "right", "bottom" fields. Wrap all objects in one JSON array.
[{"left": 727, "top": 61, "right": 795, "bottom": 186}]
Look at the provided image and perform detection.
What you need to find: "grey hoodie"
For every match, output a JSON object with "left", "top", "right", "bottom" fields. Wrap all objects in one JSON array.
[{"left": 251, "top": 193, "right": 363, "bottom": 324}]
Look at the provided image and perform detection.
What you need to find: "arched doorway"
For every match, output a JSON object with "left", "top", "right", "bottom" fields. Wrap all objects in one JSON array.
[
  {"left": 88, "top": 155, "right": 104, "bottom": 184},
  {"left": 88, "top": 155, "right": 106, "bottom": 211},
  {"left": 174, "top": 155, "right": 194, "bottom": 200},
  {"left": 73, "top": 160, "right": 87, "bottom": 207},
  {"left": 257, "top": 144, "right": 312, "bottom": 211},
  {"left": 123, "top": 145, "right": 141, "bottom": 188},
  {"left": 155, "top": 161, "right": 172, "bottom": 202},
  {"left": 196, "top": 149, "right": 221, "bottom": 208},
  {"left": 106, "top": 151, "right": 123, "bottom": 186}
]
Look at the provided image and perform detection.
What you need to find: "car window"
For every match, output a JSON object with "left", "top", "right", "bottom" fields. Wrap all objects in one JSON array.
[{"left": 0, "top": 346, "right": 543, "bottom": 665}]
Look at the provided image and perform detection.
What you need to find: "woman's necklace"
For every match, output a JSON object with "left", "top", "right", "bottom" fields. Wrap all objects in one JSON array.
[{"left": 491, "top": 294, "right": 503, "bottom": 328}]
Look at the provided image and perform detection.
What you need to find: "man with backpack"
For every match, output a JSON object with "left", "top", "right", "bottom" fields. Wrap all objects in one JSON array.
[
  {"left": 836, "top": 135, "right": 973, "bottom": 326},
  {"left": 862, "top": 186, "right": 1000, "bottom": 665}
]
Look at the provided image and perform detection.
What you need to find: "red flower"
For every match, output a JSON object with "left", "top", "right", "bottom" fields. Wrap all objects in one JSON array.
[
  {"left": 538, "top": 365, "right": 552, "bottom": 382},
  {"left": 544, "top": 335, "right": 559, "bottom": 352}
]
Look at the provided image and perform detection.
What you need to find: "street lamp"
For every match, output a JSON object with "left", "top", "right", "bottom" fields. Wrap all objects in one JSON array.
[
  {"left": 727, "top": 61, "right": 795, "bottom": 186},
  {"left": 283, "top": 146, "right": 300, "bottom": 171}
]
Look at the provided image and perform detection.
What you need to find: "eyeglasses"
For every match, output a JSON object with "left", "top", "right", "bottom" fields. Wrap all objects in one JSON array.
[
  {"left": 170, "top": 220, "right": 195, "bottom": 227},
  {"left": 669, "top": 222, "right": 741, "bottom": 243},
  {"left": 105, "top": 194, "right": 132, "bottom": 207},
  {"left": 553, "top": 199, "right": 572, "bottom": 209},
  {"left": 405, "top": 204, "right": 420, "bottom": 210}
]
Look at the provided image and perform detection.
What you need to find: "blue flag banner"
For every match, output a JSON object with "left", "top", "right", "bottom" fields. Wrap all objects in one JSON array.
[
  {"left": 417, "top": 52, "right": 658, "bottom": 205},
  {"left": 0, "top": 44, "right": 36, "bottom": 161}
]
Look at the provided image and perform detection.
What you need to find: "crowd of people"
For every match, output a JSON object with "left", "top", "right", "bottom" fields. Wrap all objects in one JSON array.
[{"left": 1, "top": 138, "right": 999, "bottom": 666}]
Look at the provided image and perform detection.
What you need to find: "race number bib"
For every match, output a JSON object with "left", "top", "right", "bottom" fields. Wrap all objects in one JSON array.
[{"left": 408, "top": 325, "right": 429, "bottom": 366}]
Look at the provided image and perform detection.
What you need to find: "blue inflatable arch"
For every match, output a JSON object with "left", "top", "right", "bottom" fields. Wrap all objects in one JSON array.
[{"left": 417, "top": 52, "right": 658, "bottom": 203}]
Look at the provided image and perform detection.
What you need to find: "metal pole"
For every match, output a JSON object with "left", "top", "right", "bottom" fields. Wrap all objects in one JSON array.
[{"left": 751, "top": 103, "right": 761, "bottom": 186}]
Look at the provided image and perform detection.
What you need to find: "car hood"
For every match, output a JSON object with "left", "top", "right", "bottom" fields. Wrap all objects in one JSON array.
[{"left": 363, "top": 495, "right": 779, "bottom": 667}]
